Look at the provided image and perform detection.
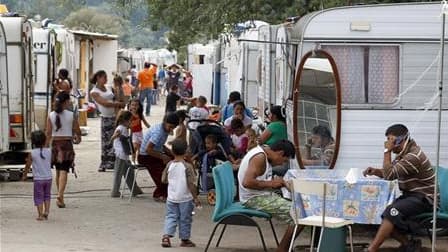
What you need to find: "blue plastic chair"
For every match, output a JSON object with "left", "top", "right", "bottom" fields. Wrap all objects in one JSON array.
[
  {"left": 204, "top": 162, "right": 279, "bottom": 252},
  {"left": 412, "top": 166, "right": 448, "bottom": 240}
]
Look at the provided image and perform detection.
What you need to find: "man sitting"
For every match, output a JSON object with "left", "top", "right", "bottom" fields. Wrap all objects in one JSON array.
[
  {"left": 238, "top": 139, "right": 299, "bottom": 252},
  {"left": 363, "top": 124, "right": 437, "bottom": 252}
]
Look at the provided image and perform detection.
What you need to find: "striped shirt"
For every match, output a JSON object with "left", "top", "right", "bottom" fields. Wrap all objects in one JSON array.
[{"left": 383, "top": 140, "right": 436, "bottom": 200}]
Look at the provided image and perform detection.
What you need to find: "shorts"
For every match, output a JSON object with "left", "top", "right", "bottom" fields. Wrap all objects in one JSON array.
[
  {"left": 132, "top": 131, "right": 143, "bottom": 144},
  {"left": 52, "top": 139, "right": 75, "bottom": 172},
  {"left": 243, "top": 193, "right": 293, "bottom": 224},
  {"left": 382, "top": 192, "right": 433, "bottom": 232},
  {"left": 34, "top": 179, "right": 52, "bottom": 206}
]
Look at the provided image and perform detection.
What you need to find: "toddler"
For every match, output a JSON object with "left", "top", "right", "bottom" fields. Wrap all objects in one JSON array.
[
  {"left": 161, "top": 139, "right": 200, "bottom": 248},
  {"left": 188, "top": 96, "right": 209, "bottom": 130},
  {"left": 21, "top": 130, "right": 52, "bottom": 221}
]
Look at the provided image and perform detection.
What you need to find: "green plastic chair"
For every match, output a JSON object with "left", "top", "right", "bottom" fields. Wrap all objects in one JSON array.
[
  {"left": 204, "top": 162, "right": 279, "bottom": 252},
  {"left": 412, "top": 166, "right": 448, "bottom": 240}
]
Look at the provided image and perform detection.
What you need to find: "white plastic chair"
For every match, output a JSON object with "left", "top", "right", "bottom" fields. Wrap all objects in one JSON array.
[
  {"left": 288, "top": 179, "right": 354, "bottom": 252},
  {"left": 120, "top": 161, "right": 147, "bottom": 202}
]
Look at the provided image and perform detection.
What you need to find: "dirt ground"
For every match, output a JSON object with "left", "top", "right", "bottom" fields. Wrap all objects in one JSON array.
[{"left": 1, "top": 98, "right": 447, "bottom": 252}]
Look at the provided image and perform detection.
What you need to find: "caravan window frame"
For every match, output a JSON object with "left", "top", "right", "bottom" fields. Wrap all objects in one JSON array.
[{"left": 320, "top": 43, "right": 402, "bottom": 108}]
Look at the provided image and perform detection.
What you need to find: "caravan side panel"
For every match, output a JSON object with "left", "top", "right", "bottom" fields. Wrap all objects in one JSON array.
[
  {"left": 0, "top": 21, "right": 8, "bottom": 153},
  {"left": 93, "top": 39, "right": 118, "bottom": 77}
]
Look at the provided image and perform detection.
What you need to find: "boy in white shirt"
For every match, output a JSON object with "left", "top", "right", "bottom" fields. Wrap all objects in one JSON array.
[{"left": 161, "top": 139, "right": 201, "bottom": 248}]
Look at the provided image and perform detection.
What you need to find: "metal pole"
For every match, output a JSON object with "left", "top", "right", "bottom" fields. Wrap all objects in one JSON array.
[{"left": 432, "top": 7, "right": 445, "bottom": 252}]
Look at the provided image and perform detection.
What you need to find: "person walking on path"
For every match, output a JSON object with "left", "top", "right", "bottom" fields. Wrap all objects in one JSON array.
[
  {"left": 110, "top": 110, "right": 143, "bottom": 197},
  {"left": 137, "top": 62, "right": 157, "bottom": 116},
  {"left": 161, "top": 139, "right": 200, "bottom": 248},
  {"left": 45, "top": 92, "right": 82, "bottom": 208},
  {"left": 22, "top": 130, "right": 52, "bottom": 221},
  {"left": 90, "top": 70, "right": 125, "bottom": 172},
  {"left": 138, "top": 113, "right": 179, "bottom": 202}
]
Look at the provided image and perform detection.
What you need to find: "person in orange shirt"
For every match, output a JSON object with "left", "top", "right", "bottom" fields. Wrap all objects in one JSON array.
[
  {"left": 137, "top": 62, "right": 157, "bottom": 116},
  {"left": 122, "top": 77, "right": 133, "bottom": 102}
]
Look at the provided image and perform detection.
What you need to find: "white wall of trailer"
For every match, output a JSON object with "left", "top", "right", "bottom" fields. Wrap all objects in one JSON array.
[
  {"left": 0, "top": 16, "right": 35, "bottom": 148},
  {"left": 275, "top": 22, "right": 299, "bottom": 105},
  {"left": 187, "top": 43, "right": 218, "bottom": 103},
  {"left": 286, "top": 2, "right": 448, "bottom": 170},
  {"left": 32, "top": 27, "right": 56, "bottom": 131},
  {"left": 0, "top": 21, "right": 8, "bottom": 153},
  {"left": 257, "top": 24, "right": 280, "bottom": 121},
  {"left": 93, "top": 39, "right": 118, "bottom": 78},
  {"left": 53, "top": 27, "right": 76, "bottom": 90}
]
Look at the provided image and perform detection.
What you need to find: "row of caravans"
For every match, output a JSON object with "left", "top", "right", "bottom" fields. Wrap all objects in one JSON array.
[
  {"left": 117, "top": 48, "right": 177, "bottom": 78},
  {"left": 0, "top": 14, "right": 118, "bottom": 166},
  {"left": 188, "top": 2, "right": 448, "bottom": 170}
]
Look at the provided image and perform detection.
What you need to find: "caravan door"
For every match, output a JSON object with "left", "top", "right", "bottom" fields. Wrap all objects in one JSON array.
[
  {"left": 33, "top": 28, "right": 56, "bottom": 130},
  {"left": 242, "top": 43, "right": 258, "bottom": 108},
  {"left": 0, "top": 21, "right": 8, "bottom": 153}
]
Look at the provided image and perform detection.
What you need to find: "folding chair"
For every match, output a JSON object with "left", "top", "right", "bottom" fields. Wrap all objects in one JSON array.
[
  {"left": 204, "top": 162, "right": 278, "bottom": 252},
  {"left": 120, "top": 161, "right": 148, "bottom": 202},
  {"left": 289, "top": 179, "right": 354, "bottom": 252}
]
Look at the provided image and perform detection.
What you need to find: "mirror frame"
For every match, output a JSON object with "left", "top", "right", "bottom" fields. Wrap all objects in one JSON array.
[{"left": 292, "top": 49, "right": 342, "bottom": 169}]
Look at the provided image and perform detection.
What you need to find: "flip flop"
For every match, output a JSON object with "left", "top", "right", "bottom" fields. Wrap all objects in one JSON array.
[
  {"left": 161, "top": 236, "right": 171, "bottom": 248},
  {"left": 42, "top": 213, "right": 49, "bottom": 220},
  {"left": 180, "top": 239, "right": 196, "bottom": 247}
]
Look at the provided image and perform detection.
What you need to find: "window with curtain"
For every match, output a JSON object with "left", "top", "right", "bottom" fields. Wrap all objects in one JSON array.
[{"left": 322, "top": 45, "right": 399, "bottom": 104}]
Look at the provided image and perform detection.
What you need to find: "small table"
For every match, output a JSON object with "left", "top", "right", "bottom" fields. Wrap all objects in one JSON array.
[{"left": 284, "top": 169, "right": 400, "bottom": 251}]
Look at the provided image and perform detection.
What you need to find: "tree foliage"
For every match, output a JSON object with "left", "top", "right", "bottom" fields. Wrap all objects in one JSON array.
[{"left": 147, "top": 0, "right": 439, "bottom": 50}]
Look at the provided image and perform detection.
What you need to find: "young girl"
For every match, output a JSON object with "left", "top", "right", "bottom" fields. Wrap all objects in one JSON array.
[
  {"left": 174, "top": 110, "right": 188, "bottom": 143},
  {"left": 129, "top": 98, "right": 150, "bottom": 162},
  {"left": 22, "top": 130, "right": 52, "bottom": 221},
  {"left": 110, "top": 110, "right": 143, "bottom": 197}
]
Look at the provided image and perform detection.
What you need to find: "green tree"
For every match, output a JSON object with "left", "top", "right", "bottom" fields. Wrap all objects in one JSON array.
[{"left": 63, "top": 7, "right": 125, "bottom": 35}]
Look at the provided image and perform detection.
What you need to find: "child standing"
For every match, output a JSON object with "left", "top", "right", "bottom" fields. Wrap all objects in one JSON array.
[
  {"left": 122, "top": 77, "right": 133, "bottom": 102},
  {"left": 165, "top": 85, "right": 181, "bottom": 113},
  {"left": 174, "top": 110, "right": 188, "bottom": 143},
  {"left": 110, "top": 110, "right": 143, "bottom": 197},
  {"left": 161, "top": 139, "right": 200, "bottom": 248},
  {"left": 129, "top": 98, "right": 150, "bottom": 162},
  {"left": 21, "top": 130, "right": 52, "bottom": 221}
]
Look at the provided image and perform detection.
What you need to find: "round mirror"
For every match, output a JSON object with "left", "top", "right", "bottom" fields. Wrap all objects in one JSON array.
[{"left": 292, "top": 50, "right": 341, "bottom": 169}]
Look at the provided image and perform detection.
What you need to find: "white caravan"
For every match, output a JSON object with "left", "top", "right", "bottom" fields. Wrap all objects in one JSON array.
[
  {"left": 32, "top": 26, "right": 56, "bottom": 130},
  {"left": 0, "top": 20, "right": 8, "bottom": 154},
  {"left": 286, "top": 2, "right": 448, "bottom": 170},
  {"left": 0, "top": 16, "right": 35, "bottom": 151},
  {"left": 70, "top": 30, "right": 118, "bottom": 103},
  {"left": 257, "top": 24, "right": 279, "bottom": 120},
  {"left": 117, "top": 48, "right": 145, "bottom": 77},
  {"left": 187, "top": 42, "right": 219, "bottom": 103},
  {"left": 220, "top": 21, "right": 268, "bottom": 109}
]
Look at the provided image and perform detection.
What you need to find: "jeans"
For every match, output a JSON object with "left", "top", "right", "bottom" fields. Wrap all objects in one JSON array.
[
  {"left": 139, "top": 88, "right": 153, "bottom": 116},
  {"left": 111, "top": 158, "right": 141, "bottom": 197},
  {"left": 151, "top": 89, "right": 158, "bottom": 105},
  {"left": 163, "top": 200, "right": 194, "bottom": 239}
]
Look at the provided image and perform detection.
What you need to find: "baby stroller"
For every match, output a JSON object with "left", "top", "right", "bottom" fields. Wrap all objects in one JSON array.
[{"left": 187, "top": 119, "right": 231, "bottom": 205}]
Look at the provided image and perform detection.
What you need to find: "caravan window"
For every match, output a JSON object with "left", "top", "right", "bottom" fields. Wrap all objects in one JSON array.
[{"left": 322, "top": 45, "right": 399, "bottom": 104}]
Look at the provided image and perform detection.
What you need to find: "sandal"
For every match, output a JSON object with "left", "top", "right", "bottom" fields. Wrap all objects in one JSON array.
[
  {"left": 180, "top": 239, "right": 196, "bottom": 247},
  {"left": 161, "top": 235, "right": 171, "bottom": 248},
  {"left": 56, "top": 197, "right": 66, "bottom": 208},
  {"left": 42, "top": 212, "right": 49, "bottom": 220}
]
